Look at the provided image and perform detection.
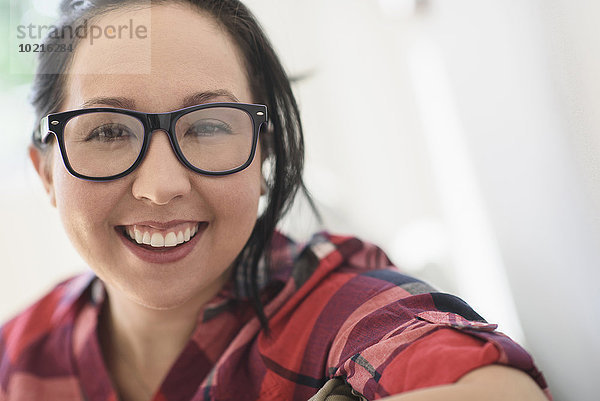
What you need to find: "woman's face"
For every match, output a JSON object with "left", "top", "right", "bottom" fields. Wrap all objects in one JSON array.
[{"left": 36, "top": 4, "right": 262, "bottom": 309}]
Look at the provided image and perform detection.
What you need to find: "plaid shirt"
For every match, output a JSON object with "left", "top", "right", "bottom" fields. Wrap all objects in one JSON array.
[{"left": 0, "top": 232, "right": 551, "bottom": 400}]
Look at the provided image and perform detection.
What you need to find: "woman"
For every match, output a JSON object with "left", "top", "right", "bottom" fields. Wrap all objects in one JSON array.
[{"left": 0, "top": 1, "right": 551, "bottom": 400}]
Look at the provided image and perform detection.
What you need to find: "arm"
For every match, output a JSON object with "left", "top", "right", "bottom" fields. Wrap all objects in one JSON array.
[{"left": 380, "top": 365, "right": 548, "bottom": 401}]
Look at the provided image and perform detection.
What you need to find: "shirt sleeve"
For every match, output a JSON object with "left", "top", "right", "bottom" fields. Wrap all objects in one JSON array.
[{"left": 326, "top": 290, "right": 551, "bottom": 400}]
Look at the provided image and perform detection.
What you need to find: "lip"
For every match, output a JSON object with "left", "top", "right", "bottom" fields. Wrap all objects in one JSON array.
[
  {"left": 122, "top": 220, "right": 196, "bottom": 230},
  {"left": 116, "top": 222, "right": 207, "bottom": 264}
]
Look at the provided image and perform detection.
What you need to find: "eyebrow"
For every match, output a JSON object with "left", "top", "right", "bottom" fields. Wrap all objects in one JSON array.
[
  {"left": 80, "top": 90, "right": 241, "bottom": 110},
  {"left": 181, "top": 90, "right": 240, "bottom": 108},
  {"left": 81, "top": 96, "right": 135, "bottom": 109}
]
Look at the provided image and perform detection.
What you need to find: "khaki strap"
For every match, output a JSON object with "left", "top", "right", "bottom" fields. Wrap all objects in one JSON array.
[{"left": 308, "top": 378, "right": 367, "bottom": 401}]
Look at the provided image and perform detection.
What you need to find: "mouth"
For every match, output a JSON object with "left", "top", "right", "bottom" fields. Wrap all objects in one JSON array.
[
  {"left": 115, "top": 221, "right": 208, "bottom": 263},
  {"left": 118, "top": 222, "right": 203, "bottom": 249}
]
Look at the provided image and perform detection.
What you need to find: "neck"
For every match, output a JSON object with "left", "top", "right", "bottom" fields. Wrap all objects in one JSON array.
[{"left": 98, "top": 276, "right": 228, "bottom": 401}]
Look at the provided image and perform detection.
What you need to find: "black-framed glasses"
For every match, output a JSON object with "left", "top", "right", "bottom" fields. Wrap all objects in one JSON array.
[{"left": 39, "top": 102, "right": 267, "bottom": 181}]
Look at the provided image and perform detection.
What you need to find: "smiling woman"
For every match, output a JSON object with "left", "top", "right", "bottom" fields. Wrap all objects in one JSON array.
[
  {"left": 0, "top": 1, "right": 551, "bottom": 401},
  {"left": 33, "top": 4, "right": 264, "bottom": 316}
]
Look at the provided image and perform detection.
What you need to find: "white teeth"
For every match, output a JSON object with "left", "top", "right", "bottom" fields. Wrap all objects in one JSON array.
[
  {"left": 134, "top": 228, "right": 142, "bottom": 243},
  {"left": 150, "top": 233, "right": 164, "bottom": 247},
  {"left": 125, "top": 223, "right": 201, "bottom": 248},
  {"left": 164, "top": 232, "right": 178, "bottom": 247}
]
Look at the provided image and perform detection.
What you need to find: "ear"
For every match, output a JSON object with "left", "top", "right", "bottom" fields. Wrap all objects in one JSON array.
[
  {"left": 260, "top": 173, "right": 267, "bottom": 196},
  {"left": 259, "top": 151, "right": 268, "bottom": 196},
  {"left": 258, "top": 123, "right": 273, "bottom": 197},
  {"left": 29, "top": 145, "right": 57, "bottom": 207}
]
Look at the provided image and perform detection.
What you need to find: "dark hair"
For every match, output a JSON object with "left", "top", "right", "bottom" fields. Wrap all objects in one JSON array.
[{"left": 31, "top": 0, "right": 313, "bottom": 329}]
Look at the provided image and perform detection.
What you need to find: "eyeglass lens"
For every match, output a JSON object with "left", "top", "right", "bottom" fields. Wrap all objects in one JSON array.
[{"left": 63, "top": 107, "right": 254, "bottom": 178}]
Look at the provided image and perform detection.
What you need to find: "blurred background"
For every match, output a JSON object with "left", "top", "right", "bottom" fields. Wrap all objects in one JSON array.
[{"left": 1, "top": 0, "right": 599, "bottom": 400}]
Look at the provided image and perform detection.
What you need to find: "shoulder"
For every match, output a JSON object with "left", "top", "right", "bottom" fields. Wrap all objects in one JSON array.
[
  {"left": 262, "top": 232, "right": 550, "bottom": 399},
  {"left": 272, "top": 231, "right": 474, "bottom": 321},
  {"left": 0, "top": 273, "right": 95, "bottom": 387},
  {"left": 265, "top": 231, "right": 466, "bottom": 354}
]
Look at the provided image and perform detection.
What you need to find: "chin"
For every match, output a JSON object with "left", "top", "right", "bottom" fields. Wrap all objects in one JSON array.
[
  {"left": 119, "top": 266, "right": 230, "bottom": 312},
  {"left": 128, "top": 281, "right": 201, "bottom": 310}
]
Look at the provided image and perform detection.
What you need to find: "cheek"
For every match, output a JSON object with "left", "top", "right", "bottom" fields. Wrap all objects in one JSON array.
[
  {"left": 213, "top": 171, "right": 261, "bottom": 221},
  {"left": 202, "top": 162, "right": 262, "bottom": 235},
  {"left": 51, "top": 152, "right": 126, "bottom": 247}
]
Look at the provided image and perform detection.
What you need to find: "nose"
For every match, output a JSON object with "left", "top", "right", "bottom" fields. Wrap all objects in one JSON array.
[{"left": 131, "top": 130, "right": 191, "bottom": 205}]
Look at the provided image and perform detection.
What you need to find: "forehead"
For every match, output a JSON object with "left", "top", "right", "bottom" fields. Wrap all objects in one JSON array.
[{"left": 63, "top": 3, "right": 252, "bottom": 112}]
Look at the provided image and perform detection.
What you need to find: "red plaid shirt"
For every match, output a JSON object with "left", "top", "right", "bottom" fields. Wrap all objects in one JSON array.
[{"left": 0, "top": 232, "right": 551, "bottom": 400}]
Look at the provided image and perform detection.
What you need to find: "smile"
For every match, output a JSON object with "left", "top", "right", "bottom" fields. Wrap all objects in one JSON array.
[
  {"left": 116, "top": 221, "right": 208, "bottom": 264},
  {"left": 123, "top": 222, "right": 200, "bottom": 248}
]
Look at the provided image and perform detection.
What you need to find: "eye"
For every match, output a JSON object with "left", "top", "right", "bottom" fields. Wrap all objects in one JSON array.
[
  {"left": 185, "top": 119, "right": 233, "bottom": 137},
  {"left": 85, "top": 123, "right": 134, "bottom": 142}
]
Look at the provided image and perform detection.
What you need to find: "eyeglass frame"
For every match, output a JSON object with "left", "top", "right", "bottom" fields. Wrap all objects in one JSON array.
[{"left": 39, "top": 102, "right": 268, "bottom": 181}]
